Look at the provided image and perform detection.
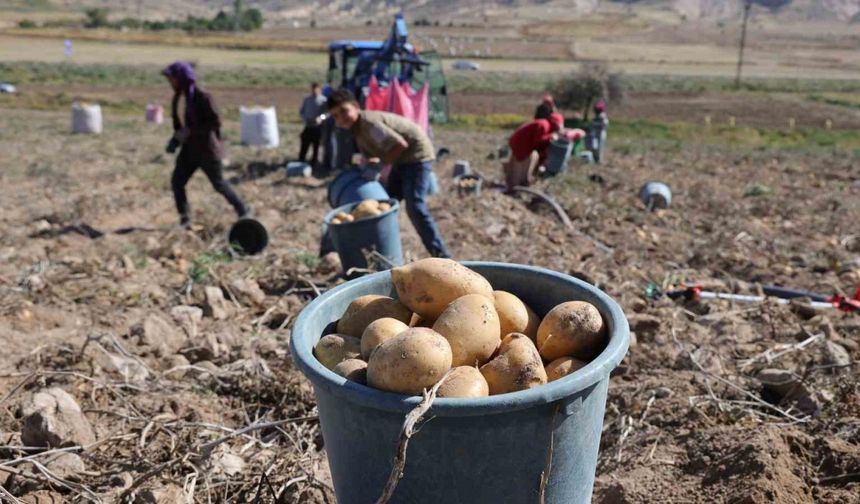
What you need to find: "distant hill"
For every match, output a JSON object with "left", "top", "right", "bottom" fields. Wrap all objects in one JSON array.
[{"left": 9, "top": 0, "right": 860, "bottom": 24}]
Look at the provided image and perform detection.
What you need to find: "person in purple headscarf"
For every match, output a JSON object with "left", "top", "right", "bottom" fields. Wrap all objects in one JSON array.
[{"left": 162, "top": 61, "right": 248, "bottom": 228}]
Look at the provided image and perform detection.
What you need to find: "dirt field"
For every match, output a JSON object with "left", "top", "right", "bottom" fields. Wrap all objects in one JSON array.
[{"left": 0, "top": 93, "right": 858, "bottom": 502}]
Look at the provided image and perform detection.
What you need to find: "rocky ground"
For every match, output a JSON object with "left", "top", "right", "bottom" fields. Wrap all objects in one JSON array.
[{"left": 0, "top": 106, "right": 858, "bottom": 503}]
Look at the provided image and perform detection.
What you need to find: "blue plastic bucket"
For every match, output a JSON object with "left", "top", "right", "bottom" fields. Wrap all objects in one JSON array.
[
  {"left": 290, "top": 262, "right": 630, "bottom": 504},
  {"left": 639, "top": 182, "right": 672, "bottom": 210},
  {"left": 228, "top": 218, "right": 268, "bottom": 255},
  {"left": 325, "top": 199, "right": 403, "bottom": 275},
  {"left": 545, "top": 139, "right": 572, "bottom": 175},
  {"left": 285, "top": 161, "right": 311, "bottom": 177},
  {"left": 327, "top": 170, "right": 390, "bottom": 209}
]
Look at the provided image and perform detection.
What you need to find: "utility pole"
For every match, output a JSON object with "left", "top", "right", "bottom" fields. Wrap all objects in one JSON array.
[{"left": 735, "top": 0, "right": 752, "bottom": 89}]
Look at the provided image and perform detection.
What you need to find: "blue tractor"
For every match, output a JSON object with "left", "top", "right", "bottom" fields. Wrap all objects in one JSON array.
[{"left": 326, "top": 14, "right": 449, "bottom": 124}]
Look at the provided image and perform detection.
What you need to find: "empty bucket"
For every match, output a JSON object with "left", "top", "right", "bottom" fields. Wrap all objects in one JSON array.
[
  {"left": 228, "top": 218, "right": 268, "bottom": 255},
  {"left": 290, "top": 262, "right": 630, "bottom": 504},
  {"left": 286, "top": 161, "right": 312, "bottom": 178},
  {"left": 325, "top": 199, "right": 403, "bottom": 274},
  {"left": 639, "top": 182, "right": 672, "bottom": 210},
  {"left": 327, "top": 170, "right": 390, "bottom": 208},
  {"left": 452, "top": 160, "right": 471, "bottom": 178},
  {"left": 545, "top": 139, "right": 572, "bottom": 175}
]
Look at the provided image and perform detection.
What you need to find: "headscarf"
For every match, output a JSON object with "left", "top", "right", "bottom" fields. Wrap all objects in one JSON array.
[
  {"left": 548, "top": 112, "right": 564, "bottom": 132},
  {"left": 594, "top": 99, "right": 606, "bottom": 113},
  {"left": 163, "top": 61, "right": 197, "bottom": 130},
  {"left": 542, "top": 94, "right": 555, "bottom": 108}
]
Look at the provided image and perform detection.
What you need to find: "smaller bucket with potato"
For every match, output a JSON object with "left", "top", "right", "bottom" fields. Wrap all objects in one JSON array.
[
  {"left": 291, "top": 260, "right": 630, "bottom": 504},
  {"left": 324, "top": 198, "right": 404, "bottom": 276}
]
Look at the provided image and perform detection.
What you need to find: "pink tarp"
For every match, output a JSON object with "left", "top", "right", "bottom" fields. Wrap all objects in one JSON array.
[{"left": 366, "top": 76, "right": 430, "bottom": 134}]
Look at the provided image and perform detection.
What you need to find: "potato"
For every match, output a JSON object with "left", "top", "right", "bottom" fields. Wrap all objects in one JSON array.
[
  {"left": 335, "top": 211, "right": 351, "bottom": 220},
  {"left": 432, "top": 294, "right": 500, "bottom": 366},
  {"left": 480, "top": 333, "right": 547, "bottom": 395},
  {"left": 367, "top": 328, "right": 453, "bottom": 395},
  {"left": 352, "top": 207, "right": 382, "bottom": 220},
  {"left": 493, "top": 291, "right": 540, "bottom": 341},
  {"left": 361, "top": 317, "right": 409, "bottom": 359},
  {"left": 343, "top": 214, "right": 355, "bottom": 222},
  {"left": 333, "top": 358, "right": 368, "bottom": 384},
  {"left": 437, "top": 366, "right": 489, "bottom": 398},
  {"left": 391, "top": 258, "right": 494, "bottom": 320},
  {"left": 314, "top": 334, "right": 361, "bottom": 370},
  {"left": 545, "top": 356, "right": 587, "bottom": 382},
  {"left": 537, "top": 301, "right": 606, "bottom": 361},
  {"left": 336, "top": 295, "right": 412, "bottom": 338},
  {"left": 331, "top": 217, "right": 343, "bottom": 225},
  {"left": 378, "top": 202, "right": 391, "bottom": 212},
  {"left": 353, "top": 199, "right": 379, "bottom": 214}
]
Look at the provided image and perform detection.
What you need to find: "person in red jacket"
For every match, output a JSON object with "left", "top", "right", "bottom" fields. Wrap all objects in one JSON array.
[{"left": 503, "top": 112, "right": 563, "bottom": 192}]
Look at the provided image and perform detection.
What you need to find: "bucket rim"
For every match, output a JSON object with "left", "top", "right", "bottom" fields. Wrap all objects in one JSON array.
[
  {"left": 324, "top": 198, "right": 400, "bottom": 227},
  {"left": 290, "top": 261, "right": 629, "bottom": 417}
]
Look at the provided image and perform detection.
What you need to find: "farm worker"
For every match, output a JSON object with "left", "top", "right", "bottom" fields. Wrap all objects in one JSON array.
[
  {"left": 162, "top": 61, "right": 249, "bottom": 229},
  {"left": 299, "top": 82, "right": 328, "bottom": 166},
  {"left": 326, "top": 89, "right": 451, "bottom": 259},
  {"left": 533, "top": 94, "right": 557, "bottom": 120},
  {"left": 503, "top": 112, "right": 564, "bottom": 192}
]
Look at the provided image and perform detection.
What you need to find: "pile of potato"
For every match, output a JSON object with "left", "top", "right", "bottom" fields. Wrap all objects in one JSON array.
[
  {"left": 457, "top": 177, "right": 479, "bottom": 189},
  {"left": 330, "top": 199, "right": 392, "bottom": 225},
  {"left": 313, "top": 258, "right": 607, "bottom": 397}
]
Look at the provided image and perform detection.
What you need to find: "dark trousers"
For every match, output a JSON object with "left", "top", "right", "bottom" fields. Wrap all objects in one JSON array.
[
  {"left": 299, "top": 125, "right": 322, "bottom": 165},
  {"left": 172, "top": 152, "right": 247, "bottom": 223},
  {"left": 388, "top": 161, "right": 450, "bottom": 258}
]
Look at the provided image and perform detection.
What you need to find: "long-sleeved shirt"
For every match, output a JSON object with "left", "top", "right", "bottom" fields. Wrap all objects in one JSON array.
[
  {"left": 172, "top": 89, "right": 224, "bottom": 161},
  {"left": 300, "top": 94, "right": 328, "bottom": 126},
  {"left": 508, "top": 118, "right": 554, "bottom": 163}
]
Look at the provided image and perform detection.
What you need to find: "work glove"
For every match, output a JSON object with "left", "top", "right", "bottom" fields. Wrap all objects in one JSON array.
[{"left": 165, "top": 137, "right": 180, "bottom": 154}]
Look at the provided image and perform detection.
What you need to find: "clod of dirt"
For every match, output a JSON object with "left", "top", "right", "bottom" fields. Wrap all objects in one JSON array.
[
  {"left": 101, "top": 352, "right": 150, "bottom": 383},
  {"left": 132, "top": 483, "right": 188, "bottom": 503},
  {"left": 19, "top": 388, "right": 95, "bottom": 448},
  {"left": 628, "top": 313, "right": 661, "bottom": 342},
  {"left": 25, "top": 274, "right": 46, "bottom": 292},
  {"left": 131, "top": 313, "right": 186, "bottom": 356},
  {"left": 20, "top": 491, "right": 65, "bottom": 504},
  {"left": 229, "top": 278, "right": 266, "bottom": 307},
  {"left": 757, "top": 368, "right": 803, "bottom": 399},
  {"left": 757, "top": 368, "right": 819, "bottom": 414},
  {"left": 317, "top": 251, "right": 342, "bottom": 275},
  {"left": 823, "top": 340, "right": 852, "bottom": 371},
  {"left": 162, "top": 354, "right": 191, "bottom": 378},
  {"left": 169, "top": 305, "right": 203, "bottom": 337},
  {"left": 214, "top": 451, "right": 246, "bottom": 476},
  {"left": 43, "top": 452, "right": 86, "bottom": 479},
  {"left": 203, "top": 286, "right": 232, "bottom": 320},
  {"left": 108, "top": 472, "right": 133, "bottom": 490}
]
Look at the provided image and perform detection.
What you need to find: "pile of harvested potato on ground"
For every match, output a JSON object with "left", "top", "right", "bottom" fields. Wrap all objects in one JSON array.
[
  {"left": 313, "top": 258, "right": 607, "bottom": 397},
  {"left": 330, "top": 199, "right": 392, "bottom": 225}
]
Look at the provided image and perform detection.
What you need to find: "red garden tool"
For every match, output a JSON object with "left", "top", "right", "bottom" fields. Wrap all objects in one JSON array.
[{"left": 647, "top": 282, "right": 860, "bottom": 313}]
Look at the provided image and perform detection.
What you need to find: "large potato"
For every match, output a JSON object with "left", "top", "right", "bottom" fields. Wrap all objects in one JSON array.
[
  {"left": 432, "top": 294, "right": 500, "bottom": 366},
  {"left": 437, "top": 366, "right": 489, "bottom": 398},
  {"left": 493, "top": 291, "right": 540, "bottom": 341},
  {"left": 480, "top": 333, "right": 547, "bottom": 395},
  {"left": 314, "top": 334, "right": 361, "bottom": 370},
  {"left": 337, "top": 295, "right": 412, "bottom": 338},
  {"left": 367, "top": 328, "right": 453, "bottom": 395},
  {"left": 545, "top": 356, "right": 587, "bottom": 382},
  {"left": 537, "top": 301, "right": 606, "bottom": 361},
  {"left": 333, "top": 358, "right": 368, "bottom": 384},
  {"left": 391, "top": 258, "right": 493, "bottom": 320},
  {"left": 361, "top": 317, "right": 409, "bottom": 359}
]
